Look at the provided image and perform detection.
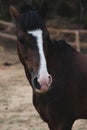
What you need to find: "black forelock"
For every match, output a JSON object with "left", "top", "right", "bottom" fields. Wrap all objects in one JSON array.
[{"left": 17, "top": 5, "right": 45, "bottom": 31}]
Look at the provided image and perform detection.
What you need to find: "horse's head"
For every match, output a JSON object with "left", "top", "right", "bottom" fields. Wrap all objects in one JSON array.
[{"left": 10, "top": 5, "right": 52, "bottom": 93}]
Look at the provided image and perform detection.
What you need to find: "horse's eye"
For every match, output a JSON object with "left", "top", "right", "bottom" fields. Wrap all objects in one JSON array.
[{"left": 18, "top": 36, "right": 25, "bottom": 44}]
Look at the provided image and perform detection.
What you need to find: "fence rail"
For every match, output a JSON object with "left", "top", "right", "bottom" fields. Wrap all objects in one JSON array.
[
  {"left": 0, "top": 20, "right": 13, "bottom": 26},
  {"left": 0, "top": 21, "right": 87, "bottom": 51},
  {"left": 0, "top": 32, "right": 16, "bottom": 40}
]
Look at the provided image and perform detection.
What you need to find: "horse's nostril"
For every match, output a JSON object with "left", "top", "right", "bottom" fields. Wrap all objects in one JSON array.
[
  {"left": 48, "top": 75, "right": 51, "bottom": 79},
  {"left": 48, "top": 75, "right": 52, "bottom": 86},
  {"left": 34, "top": 77, "right": 41, "bottom": 89}
]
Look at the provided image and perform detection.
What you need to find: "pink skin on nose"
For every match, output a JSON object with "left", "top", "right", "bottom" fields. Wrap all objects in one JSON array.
[{"left": 37, "top": 74, "right": 52, "bottom": 92}]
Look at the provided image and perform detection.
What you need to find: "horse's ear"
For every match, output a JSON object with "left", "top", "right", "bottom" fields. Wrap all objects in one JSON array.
[
  {"left": 40, "top": 0, "right": 48, "bottom": 18},
  {"left": 10, "top": 6, "right": 21, "bottom": 21}
]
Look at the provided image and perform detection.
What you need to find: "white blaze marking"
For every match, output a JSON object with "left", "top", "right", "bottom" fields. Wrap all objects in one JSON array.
[{"left": 27, "top": 29, "right": 49, "bottom": 77}]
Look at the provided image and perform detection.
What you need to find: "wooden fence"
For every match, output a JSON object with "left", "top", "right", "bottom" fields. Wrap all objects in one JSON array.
[
  {"left": 0, "top": 20, "right": 16, "bottom": 40},
  {"left": 48, "top": 28, "right": 87, "bottom": 52},
  {"left": 0, "top": 20, "right": 87, "bottom": 52}
]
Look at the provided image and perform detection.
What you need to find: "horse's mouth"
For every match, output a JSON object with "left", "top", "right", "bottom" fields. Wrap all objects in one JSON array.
[
  {"left": 35, "top": 85, "right": 49, "bottom": 93},
  {"left": 33, "top": 75, "right": 52, "bottom": 93}
]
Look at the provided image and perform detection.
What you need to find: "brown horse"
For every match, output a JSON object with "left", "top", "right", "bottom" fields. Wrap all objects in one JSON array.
[{"left": 10, "top": 5, "right": 87, "bottom": 130}]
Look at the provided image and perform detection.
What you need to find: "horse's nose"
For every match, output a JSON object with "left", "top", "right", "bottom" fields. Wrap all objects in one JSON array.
[{"left": 34, "top": 75, "right": 52, "bottom": 93}]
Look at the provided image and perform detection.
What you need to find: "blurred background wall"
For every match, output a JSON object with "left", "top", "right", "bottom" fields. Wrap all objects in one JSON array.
[{"left": 0, "top": 0, "right": 87, "bottom": 28}]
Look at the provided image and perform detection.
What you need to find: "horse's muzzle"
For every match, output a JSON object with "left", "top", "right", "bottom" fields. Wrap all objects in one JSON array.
[{"left": 34, "top": 75, "right": 52, "bottom": 93}]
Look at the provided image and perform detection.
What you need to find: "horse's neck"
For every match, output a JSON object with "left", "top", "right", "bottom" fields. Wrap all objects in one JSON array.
[
  {"left": 46, "top": 39, "right": 78, "bottom": 75},
  {"left": 46, "top": 39, "right": 77, "bottom": 58}
]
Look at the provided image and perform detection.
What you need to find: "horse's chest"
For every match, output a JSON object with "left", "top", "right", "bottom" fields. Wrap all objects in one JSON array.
[{"left": 33, "top": 94, "right": 63, "bottom": 123}]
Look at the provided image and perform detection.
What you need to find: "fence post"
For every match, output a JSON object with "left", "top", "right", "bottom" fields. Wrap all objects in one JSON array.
[{"left": 75, "top": 31, "right": 80, "bottom": 52}]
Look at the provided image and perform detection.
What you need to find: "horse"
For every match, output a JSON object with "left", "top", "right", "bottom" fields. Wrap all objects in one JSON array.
[{"left": 10, "top": 5, "right": 87, "bottom": 130}]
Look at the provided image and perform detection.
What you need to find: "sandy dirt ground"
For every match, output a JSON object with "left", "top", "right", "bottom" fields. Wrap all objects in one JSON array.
[{"left": 0, "top": 38, "right": 87, "bottom": 130}]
